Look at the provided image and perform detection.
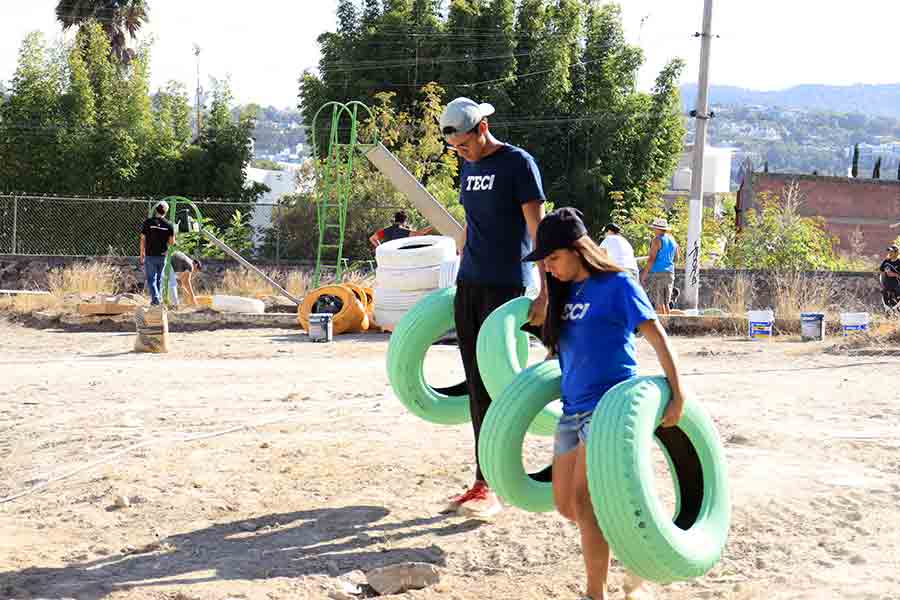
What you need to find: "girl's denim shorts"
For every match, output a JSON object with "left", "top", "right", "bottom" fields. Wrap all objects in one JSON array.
[{"left": 554, "top": 410, "right": 593, "bottom": 456}]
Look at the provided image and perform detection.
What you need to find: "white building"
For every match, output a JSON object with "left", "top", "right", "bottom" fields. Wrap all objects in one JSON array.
[
  {"left": 670, "top": 145, "right": 734, "bottom": 194},
  {"left": 244, "top": 166, "right": 299, "bottom": 247}
]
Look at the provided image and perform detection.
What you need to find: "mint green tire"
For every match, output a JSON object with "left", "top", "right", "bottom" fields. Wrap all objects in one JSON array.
[
  {"left": 586, "top": 376, "right": 731, "bottom": 584},
  {"left": 476, "top": 296, "right": 561, "bottom": 436},
  {"left": 478, "top": 360, "right": 560, "bottom": 513},
  {"left": 386, "top": 287, "right": 470, "bottom": 425}
]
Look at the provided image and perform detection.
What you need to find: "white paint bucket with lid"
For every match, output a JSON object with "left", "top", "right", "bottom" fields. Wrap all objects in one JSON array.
[
  {"left": 800, "top": 312, "right": 825, "bottom": 342},
  {"left": 747, "top": 309, "right": 774, "bottom": 340},
  {"left": 308, "top": 313, "right": 334, "bottom": 342},
  {"left": 839, "top": 312, "right": 869, "bottom": 336}
]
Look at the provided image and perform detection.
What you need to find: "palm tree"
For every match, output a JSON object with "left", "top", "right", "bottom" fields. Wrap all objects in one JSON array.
[{"left": 56, "top": 0, "right": 148, "bottom": 64}]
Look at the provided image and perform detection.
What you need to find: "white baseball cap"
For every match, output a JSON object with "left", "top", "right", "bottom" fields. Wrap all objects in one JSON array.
[
  {"left": 440, "top": 97, "right": 495, "bottom": 139},
  {"left": 155, "top": 201, "right": 169, "bottom": 213}
]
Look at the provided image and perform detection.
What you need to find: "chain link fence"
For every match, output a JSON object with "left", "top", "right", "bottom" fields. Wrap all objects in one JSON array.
[{"left": 0, "top": 194, "right": 289, "bottom": 261}]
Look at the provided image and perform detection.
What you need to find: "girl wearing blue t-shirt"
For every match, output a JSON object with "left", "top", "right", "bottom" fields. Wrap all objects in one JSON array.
[{"left": 524, "top": 208, "right": 687, "bottom": 600}]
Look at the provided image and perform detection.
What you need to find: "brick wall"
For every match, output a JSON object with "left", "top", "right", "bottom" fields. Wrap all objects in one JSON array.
[{"left": 740, "top": 173, "right": 900, "bottom": 254}]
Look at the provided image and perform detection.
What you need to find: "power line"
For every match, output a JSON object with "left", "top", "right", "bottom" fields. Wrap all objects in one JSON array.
[{"left": 322, "top": 49, "right": 542, "bottom": 73}]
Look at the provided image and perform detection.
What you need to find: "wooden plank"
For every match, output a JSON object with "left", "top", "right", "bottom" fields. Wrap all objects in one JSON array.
[{"left": 0, "top": 289, "right": 51, "bottom": 297}]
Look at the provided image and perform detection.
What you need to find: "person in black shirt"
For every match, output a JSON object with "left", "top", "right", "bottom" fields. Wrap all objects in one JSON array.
[
  {"left": 139, "top": 201, "right": 175, "bottom": 305},
  {"left": 880, "top": 244, "right": 900, "bottom": 309},
  {"left": 369, "top": 211, "right": 433, "bottom": 247}
]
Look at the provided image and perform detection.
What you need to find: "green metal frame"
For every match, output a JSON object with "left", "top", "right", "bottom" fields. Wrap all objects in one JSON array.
[{"left": 310, "top": 101, "right": 377, "bottom": 288}]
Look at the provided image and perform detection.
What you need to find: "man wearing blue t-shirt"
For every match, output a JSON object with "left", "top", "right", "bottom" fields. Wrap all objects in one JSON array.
[
  {"left": 641, "top": 218, "right": 679, "bottom": 315},
  {"left": 439, "top": 97, "right": 548, "bottom": 519}
]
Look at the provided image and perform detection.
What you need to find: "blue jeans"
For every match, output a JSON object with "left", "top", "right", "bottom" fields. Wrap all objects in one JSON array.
[
  {"left": 554, "top": 411, "right": 594, "bottom": 456},
  {"left": 144, "top": 256, "right": 165, "bottom": 305}
]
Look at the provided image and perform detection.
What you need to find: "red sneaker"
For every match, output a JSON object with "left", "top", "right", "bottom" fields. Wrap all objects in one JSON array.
[
  {"left": 442, "top": 483, "right": 483, "bottom": 513},
  {"left": 458, "top": 481, "right": 502, "bottom": 519}
]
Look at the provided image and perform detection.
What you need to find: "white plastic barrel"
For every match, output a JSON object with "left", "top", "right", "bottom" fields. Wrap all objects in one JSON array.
[
  {"left": 308, "top": 313, "right": 334, "bottom": 342},
  {"left": 800, "top": 312, "right": 825, "bottom": 342},
  {"left": 747, "top": 309, "right": 774, "bottom": 340}
]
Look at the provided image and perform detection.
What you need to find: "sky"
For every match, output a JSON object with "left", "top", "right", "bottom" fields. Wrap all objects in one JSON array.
[{"left": 0, "top": 1, "right": 897, "bottom": 110}]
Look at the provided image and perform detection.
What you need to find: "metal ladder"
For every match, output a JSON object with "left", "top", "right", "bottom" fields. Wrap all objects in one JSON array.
[{"left": 311, "top": 101, "right": 377, "bottom": 288}]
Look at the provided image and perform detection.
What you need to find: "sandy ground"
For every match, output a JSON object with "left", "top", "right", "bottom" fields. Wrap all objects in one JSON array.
[{"left": 1, "top": 319, "right": 899, "bottom": 600}]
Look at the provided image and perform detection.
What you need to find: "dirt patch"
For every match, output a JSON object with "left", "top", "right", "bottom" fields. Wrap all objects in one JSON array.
[{"left": 1, "top": 323, "right": 899, "bottom": 599}]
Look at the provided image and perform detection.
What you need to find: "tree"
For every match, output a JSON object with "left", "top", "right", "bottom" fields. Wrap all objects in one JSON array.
[
  {"left": 280, "top": 83, "right": 461, "bottom": 261},
  {"left": 411, "top": 0, "right": 440, "bottom": 29},
  {"left": 442, "top": 0, "right": 487, "bottom": 103},
  {"left": 726, "top": 184, "right": 840, "bottom": 271},
  {"left": 872, "top": 156, "right": 882, "bottom": 179},
  {"left": 55, "top": 0, "right": 149, "bottom": 65},
  {"left": 474, "top": 0, "right": 517, "bottom": 115},
  {"left": 0, "top": 25, "right": 262, "bottom": 204},
  {"left": 336, "top": 0, "right": 359, "bottom": 36},
  {"left": 298, "top": 0, "right": 687, "bottom": 239},
  {"left": 0, "top": 32, "right": 64, "bottom": 193},
  {"left": 361, "top": 0, "right": 381, "bottom": 29},
  {"left": 851, "top": 143, "right": 859, "bottom": 177}
]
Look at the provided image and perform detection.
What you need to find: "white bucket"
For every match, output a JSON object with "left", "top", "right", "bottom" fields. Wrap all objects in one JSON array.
[
  {"left": 800, "top": 312, "right": 825, "bottom": 342},
  {"left": 308, "top": 313, "right": 334, "bottom": 342},
  {"left": 839, "top": 312, "right": 869, "bottom": 336},
  {"left": 748, "top": 310, "right": 774, "bottom": 340}
]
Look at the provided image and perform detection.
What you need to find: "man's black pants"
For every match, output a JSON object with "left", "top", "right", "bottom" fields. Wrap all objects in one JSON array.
[{"left": 454, "top": 281, "right": 524, "bottom": 482}]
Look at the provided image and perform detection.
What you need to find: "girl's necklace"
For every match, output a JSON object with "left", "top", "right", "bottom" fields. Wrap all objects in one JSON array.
[{"left": 575, "top": 279, "right": 588, "bottom": 296}]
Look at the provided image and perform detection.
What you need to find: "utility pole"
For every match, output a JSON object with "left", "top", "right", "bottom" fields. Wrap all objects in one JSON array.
[
  {"left": 685, "top": 0, "right": 714, "bottom": 311},
  {"left": 193, "top": 44, "right": 203, "bottom": 138}
]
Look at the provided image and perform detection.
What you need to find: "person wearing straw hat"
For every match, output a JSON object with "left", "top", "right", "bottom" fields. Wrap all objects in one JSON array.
[
  {"left": 439, "top": 96, "right": 549, "bottom": 519},
  {"left": 139, "top": 201, "right": 175, "bottom": 305},
  {"left": 641, "top": 217, "right": 679, "bottom": 315}
]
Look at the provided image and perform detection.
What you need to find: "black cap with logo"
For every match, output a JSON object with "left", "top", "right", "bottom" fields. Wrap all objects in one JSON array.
[{"left": 523, "top": 207, "right": 588, "bottom": 262}]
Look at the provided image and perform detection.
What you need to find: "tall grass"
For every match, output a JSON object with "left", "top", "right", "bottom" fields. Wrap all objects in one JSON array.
[
  {"left": 341, "top": 269, "right": 375, "bottom": 288},
  {"left": 47, "top": 262, "right": 122, "bottom": 298},
  {"left": 214, "top": 267, "right": 375, "bottom": 299},
  {"left": 0, "top": 262, "right": 121, "bottom": 314},
  {"left": 711, "top": 272, "right": 755, "bottom": 316},
  {"left": 215, "top": 268, "right": 281, "bottom": 298},
  {"left": 771, "top": 271, "right": 851, "bottom": 320},
  {"left": 285, "top": 271, "right": 313, "bottom": 299}
]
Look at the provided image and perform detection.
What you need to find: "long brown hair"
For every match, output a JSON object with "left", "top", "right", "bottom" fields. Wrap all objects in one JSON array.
[{"left": 541, "top": 235, "right": 624, "bottom": 352}]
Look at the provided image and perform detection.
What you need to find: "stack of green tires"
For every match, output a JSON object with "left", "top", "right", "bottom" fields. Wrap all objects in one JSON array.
[{"left": 386, "top": 287, "right": 559, "bottom": 433}]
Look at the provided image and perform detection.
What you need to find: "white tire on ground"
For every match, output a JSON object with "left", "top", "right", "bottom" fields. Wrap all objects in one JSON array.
[
  {"left": 211, "top": 295, "right": 265, "bottom": 314},
  {"left": 376, "top": 235, "right": 456, "bottom": 269},
  {"left": 376, "top": 265, "right": 442, "bottom": 291}
]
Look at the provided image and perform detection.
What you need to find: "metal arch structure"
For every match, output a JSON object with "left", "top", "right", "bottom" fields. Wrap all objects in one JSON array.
[
  {"left": 310, "top": 101, "right": 378, "bottom": 288},
  {"left": 153, "top": 195, "right": 204, "bottom": 306}
]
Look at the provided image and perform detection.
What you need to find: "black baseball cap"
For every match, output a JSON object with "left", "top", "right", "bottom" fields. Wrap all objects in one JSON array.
[
  {"left": 888, "top": 245, "right": 899, "bottom": 252},
  {"left": 605, "top": 222, "right": 621, "bottom": 234},
  {"left": 523, "top": 207, "right": 588, "bottom": 262}
]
